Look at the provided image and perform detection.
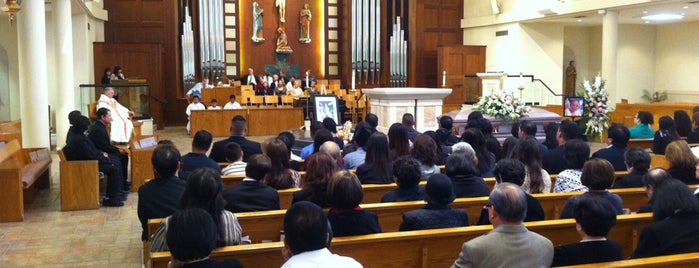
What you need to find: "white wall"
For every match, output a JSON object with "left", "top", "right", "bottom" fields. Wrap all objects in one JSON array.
[
  {"left": 72, "top": 14, "right": 104, "bottom": 114},
  {"left": 615, "top": 24, "right": 656, "bottom": 104},
  {"left": 563, "top": 26, "right": 591, "bottom": 94},
  {"left": 656, "top": 20, "right": 699, "bottom": 101},
  {"left": 0, "top": 17, "right": 20, "bottom": 120}
]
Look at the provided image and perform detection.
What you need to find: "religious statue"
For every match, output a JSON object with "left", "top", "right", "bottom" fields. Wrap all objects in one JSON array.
[
  {"left": 276, "top": 27, "right": 293, "bottom": 53},
  {"left": 565, "top": 60, "right": 577, "bottom": 96},
  {"left": 299, "top": 3, "right": 312, "bottom": 43},
  {"left": 276, "top": 0, "right": 286, "bottom": 24},
  {"left": 252, "top": 2, "right": 265, "bottom": 42}
]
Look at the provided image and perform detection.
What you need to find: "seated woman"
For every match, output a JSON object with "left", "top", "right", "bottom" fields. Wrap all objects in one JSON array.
[
  {"left": 665, "top": 140, "right": 699, "bottom": 184},
  {"left": 292, "top": 152, "right": 336, "bottom": 208},
  {"left": 552, "top": 195, "right": 622, "bottom": 266},
  {"left": 632, "top": 179, "right": 699, "bottom": 258},
  {"left": 165, "top": 208, "right": 243, "bottom": 268},
  {"left": 652, "top": 116, "right": 679, "bottom": 155},
  {"left": 511, "top": 136, "right": 551, "bottom": 193},
  {"left": 381, "top": 157, "right": 426, "bottom": 202},
  {"left": 399, "top": 174, "right": 468, "bottom": 231},
  {"left": 674, "top": 110, "right": 692, "bottom": 138},
  {"left": 327, "top": 171, "right": 382, "bottom": 237},
  {"left": 411, "top": 134, "right": 441, "bottom": 180},
  {"left": 356, "top": 132, "right": 393, "bottom": 184},
  {"left": 263, "top": 138, "right": 301, "bottom": 189},
  {"left": 559, "top": 158, "right": 624, "bottom": 219},
  {"left": 553, "top": 140, "right": 590, "bottom": 193},
  {"left": 613, "top": 147, "right": 651, "bottom": 188},
  {"left": 477, "top": 159, "right": 544, "bottom": 225},
  {"left": 629, "top": 111, "right": 654, "bottom": 138},
  {"left": 151, "top": 168, "right": 243, "bottom": 251},
  {"left": 445, "top": 154, "right": 489, "bottom": 198},
  {"left": 461, "top": 128, "right": 495, "bottom": 177},
  {"left": 387, "top": 123, "right": 410, "bottom": 162}
]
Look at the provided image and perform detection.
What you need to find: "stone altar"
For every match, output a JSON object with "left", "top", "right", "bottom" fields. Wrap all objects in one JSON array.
[
  {"left": 447, "top": 106, "right": 562, "bottom": 141},
  {"left": 362, "top": 88, "right": 452, "bottom": 133}
]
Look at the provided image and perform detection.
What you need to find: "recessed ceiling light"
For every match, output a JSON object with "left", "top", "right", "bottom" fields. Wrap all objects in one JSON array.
[
  {"left": 645, "top": 21, "right": 650, "bottom": 24},
  {"left": 683, "top": 6, "right": 689, "bottom": 9},
  {"left": 641, "top": 13, "right": 684, "bottom": 21},
  {"left": 643, "top": 11, "right": 648, "bottom": 14},
  {"left": 577, "top": 18, "right": 582, "bottom": 22}
]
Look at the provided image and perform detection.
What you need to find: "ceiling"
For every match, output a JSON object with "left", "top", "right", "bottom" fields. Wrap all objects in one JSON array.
[{"left": 533, "top": 0, "right": 699, "bottom": 26}]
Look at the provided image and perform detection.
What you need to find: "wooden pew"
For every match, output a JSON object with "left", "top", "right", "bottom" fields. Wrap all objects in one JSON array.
[
  {"left": 129, "top": 135, "right": 160, "bottom": 192},
  {"left": 0, "top": 140, "right": 52, "bottom": 222},
  {"left": 628, "top": 139, "right": 654, "bottom": 150},
  {"left": 150, "top": 213, "right": 654, "bottom": 268},
  {"left": 58, "top": 149, "right": 100, "bottom": 211},
  {"left": 610, "top": 101, "right": 695, "bottom": 131},
  {"left": 0, "top": 120, "right": 21, "bottom": 144},
  {"left": 561, "top": 252, "right": 699, "bottom": 267},
  {"left": 650, "top": 153, "right": 671, "bottom": 169}
]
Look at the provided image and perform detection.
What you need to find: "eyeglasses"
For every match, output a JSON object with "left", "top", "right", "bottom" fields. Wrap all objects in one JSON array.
[{"left": 485, "top": 202, "right": 493, "bottom": 208}]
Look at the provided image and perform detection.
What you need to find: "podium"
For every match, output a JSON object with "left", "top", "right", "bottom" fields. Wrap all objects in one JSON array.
[
  {"left": 362, "top": 88, "right": 452, "bottom": 133},
  {"left": 477, "top": 73, "right": 507, "bottom": 96}
]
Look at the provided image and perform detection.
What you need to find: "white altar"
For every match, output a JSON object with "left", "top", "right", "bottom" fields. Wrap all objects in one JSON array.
[
  {"left": 362, "top": 88, "right": 452, "bottom": 133},
  {"left": 477, "top": 72, "right": 507, "bottom": 96}
]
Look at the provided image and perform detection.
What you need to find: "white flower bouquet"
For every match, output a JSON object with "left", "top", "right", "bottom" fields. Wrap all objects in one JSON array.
[
  {"left": 581, "top": 75, "right": 612, "bottom": 137},
  {"left": 474, "top": 90, "right": 530, "bottom": 121}
]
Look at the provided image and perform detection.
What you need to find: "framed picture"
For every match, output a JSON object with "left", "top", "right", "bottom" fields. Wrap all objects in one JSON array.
[
  {"left": 311, "top": 94, "right": 340, "bottom": 124},
  {"left": 563, "top": 96, "right": 585, "bottom": 117}
]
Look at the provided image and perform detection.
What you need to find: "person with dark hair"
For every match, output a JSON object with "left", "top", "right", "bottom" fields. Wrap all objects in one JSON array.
[
  {"left": 637, "top": 168, "right": 673, "bottom": 213},
  {"left": 293, "top": 152, "right": 336, "bottom": 208},
  {"left": 439, "top": 115, "right": 460, "bottom": 146},
  {"left": 467, "top": 110, "right": 483, "bottom": 121},
  {"left": 310, "top": 129, "right": 334, "bottom": 157},
  {"left": 223, "top": 154, "right": 280, "bottom": 212},
  {"left": 433, "top": 128, "right": 452, "bottom": 164},
  {"left": 277, "top": 131, "right": 303, "bottom": 161},
  {"left": 263, "top": 138, "right": 301, "bottom": 189},
  {"left": 322, "top": 117, "right": 344, "bottom": 150},
  {"left": 165, "top": 208, "right": 243, "bottom": 268},
  {"left": 180, "top": 130, "right": 221, "bottom": 181},
  {"left": 543, "top": 120, "right": 580, "bottom": 174},
  {"left": 221, "top": 142, "right": 246, "bottom": 175},
  {"left": 151, "top": 168, "right": 243, "bottom": 251},
  {"left": 111, "top": 65, "right": 125, "bottom": 80},
  {"left": 281, "top": 201, "right": 362, "bottom": 267},
  {"left": 344, "top": 122, "right": 372, "bottom": 169},
  {"left": 461, "top": 128, "right": 495, "bottom": 177},
  {"left": 517, "top": 120, "right": 548, "bottom": 153},
  {"left": 210, "top": 115, "right": 262, "bottom": 162},
  {"left": 511, "top": 136, "right": 551, "bottom": 193},
  {"left": 185, "top": 95, "right": 206, "bottom": 134},
  {"left": 501, "top": 121, "right": 521, "bottom": 158},
  {"left": 388, "top": 123, "right": 410, "bottom": 162},
  {"left": 552, "top": 196, "right": 622, "bottom": 266},
  {"left": 357, "top": 132, "right": 393, "bottom": 184},
  {"left": 137, "top": 144, "right": 186, "bottom": 241},
  {"left": 223, "top": 94, "right": 242, "bottom": 109},
  {"left": 64, "top": 115, "right": 125, "bottom": 207},
  {"left": 382, "top": 157, "right": 426, "bottom": 202},
  {"left": 629, "top": 111, "right": 654, "bottom": 138},
  {"left": 559, "top": 158, "right": 624, "bottom": 218},
  {"left": 101, "top": 67, "right": 112, "bottom": 84},
  {"left": 89, "top": 107, "right": 130, "bottom": 192},
  {"left": 479, "top": 159, "right": 544, "bottom": 223},
  {"left": 592, "top": 123, "right": 630, "bottom": 171},
  {"left": 402, "top": 113, "right": 421, "bottom": 141},
  {"left": 653, "top": 115, "right": 679, "bottom": 154},
  {"left": 674, "top": 110, "right": 692, "bottom": 137},
  {"left": 467, "top": 117, "right": 503, "bottom": 160},
  {"left": 553, "top": 139, "right": 590, "bottom": 192},
  {"left": 631, "top": 179, "right": 699, "bottom": 258},
  {"left": 445, "top": 154, "right": 489, "bottom": 198},
  {"left": 365, "top": 113, "right": 379, "bottom": 132},
  {"left": 452, "top": 183, "right": 553, "bottom": 268},
  {"left": 542, "top": 122, "right": 560, "bottom": 150},
  {"left": 665, "top": 140, "right": 699, "bottom": 184},
  {"left": 66, "top": 110, "right": 83, "bottom": 143},
  {"left": 411, "top": 134, "right": 441, "bottom": 180},
  {"left": 327, "top": 171, "right": 382, "bottom": 237},
  {"left": 687, "top": 111, "right": 699, "bottom": 143},
  {"left": 399, "top": 174, "right": 469, "bottom": 231},
  {"left": 613, "top": 147, "right": 651, "bottom": 188}
]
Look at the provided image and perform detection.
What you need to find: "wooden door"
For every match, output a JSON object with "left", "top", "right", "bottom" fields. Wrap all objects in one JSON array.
[{"left": 437, "top": 46, "right": 486, "bottom": 111}]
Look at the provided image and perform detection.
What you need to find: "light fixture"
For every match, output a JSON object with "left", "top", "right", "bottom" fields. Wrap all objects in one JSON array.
[
  {"left": 641, "top": 13, "right": 684, "bottom": 21},
  {"left": 1, "top": 0, "right": 21, "bottom": 25}
]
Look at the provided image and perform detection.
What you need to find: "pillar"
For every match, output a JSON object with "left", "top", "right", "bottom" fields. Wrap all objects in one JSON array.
[
  {"left": 54, "top": 0, "right": 75, "bottom": 148},
  {"left": 601, "top": 10, "right": 618, "bottom": 104},
  {"left": 17, "top": 0, "right": 49, "bottom": 148}
]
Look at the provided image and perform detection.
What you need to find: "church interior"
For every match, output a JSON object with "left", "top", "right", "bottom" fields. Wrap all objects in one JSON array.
[{"left": 1, "top": 0, "right": 699, "bottom": 266}]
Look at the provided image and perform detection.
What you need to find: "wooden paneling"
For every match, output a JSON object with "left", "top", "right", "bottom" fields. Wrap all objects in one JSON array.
[
  {"left": 190, "top": 108, "right": 303, "bottom": 137},
  {"left": 59, "top": 155, "right": 100, "bottom": 211},
  {"left": 611, "top": 102, "right": 696, "bottom": 131},
  {"left": 438, "top": 46, "right": 486, "bottom": 105}
]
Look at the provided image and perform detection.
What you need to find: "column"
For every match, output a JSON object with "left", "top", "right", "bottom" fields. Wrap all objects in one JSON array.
[
  {"left": 17, "top": 0, "right": 50, "bottom": 147},
  {"left": 601, "top": 10, "right": 618, "bottom": 104},
  {"left": 54, "top": 0, "right": 75, "bottom": 148}
]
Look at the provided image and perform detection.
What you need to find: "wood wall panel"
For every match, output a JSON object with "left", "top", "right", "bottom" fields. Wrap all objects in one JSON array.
[{"left": 438, "top": 46, "right": 486, "bottom": 105}]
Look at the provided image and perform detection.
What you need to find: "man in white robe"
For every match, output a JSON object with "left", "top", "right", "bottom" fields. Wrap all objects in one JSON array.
[
  {"left": 97, "top": 87, "right": 134, "bottom": 143},
  {"left": 186, "top": 95, "right": 207, "bottom": 134}
]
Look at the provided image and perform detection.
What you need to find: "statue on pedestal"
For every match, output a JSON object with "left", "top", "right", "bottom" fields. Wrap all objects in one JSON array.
[
  {"left": 252, "top": 2, "right": 265, "bottom": 42},
  {"left": 565, "top": 60, "right": 577, "bottom": 96},
  {"left": 299, "top": 3, "right": 312, "bottom": 43},
  {"left": 276, "top": 28, "right": 293, "bottom": 53}
]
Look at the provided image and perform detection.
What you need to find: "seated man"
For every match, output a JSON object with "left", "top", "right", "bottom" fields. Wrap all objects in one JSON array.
[
  {"left": 137, "top": 144, "right": 186, "bottom": 241},
  {"left": 180, "top": 130, "right": 221, "bottom": 181},
  {"left": 64, "top": 115, "right": 124, "bottom": 207},
  {"left": 186, "top": 78, "right": 214, "bottom": 98},
  {"left": 210, "top": 115, "right": 262, "bottom": 162},
  {"left": 281, "top": 201, "right": 362, "bottom": 267},
  {"left": 402, "top": 113, "right": 421, "bottom": 142},
  {"left": 451, "top": 183, "right": 553, "bottom": 268},
  {"left": 97, "top": 87, "right": 134, "bottom": 144},
  {"left": 221, "top": 142, "right": 247, "bottom": 175},
  {"left": 223, "top": 154, "right": 280, "bottom": 212},
  {"left": 89, "top": 108, "right": 130, "bottom": 192},
  {"left": 382, "top": 157, "right": 425, "bottom": 202},
  {"left": 223, "top": 94, "right": 242, "bottom": 109},
  {"left": 439, "top": 115, "right": 460, "bottom": 146},
  {"left": 592, "top": 123, "right": 630, "bottom": 171},
  {"left": 207, "top": 98, "right": 221, "bottom": 110},
  {"left": 185, "top": 95, "right": 206, "bottom": 134},
  {"left": 300, "top": 121, "right": 324, "bottom": 159}
]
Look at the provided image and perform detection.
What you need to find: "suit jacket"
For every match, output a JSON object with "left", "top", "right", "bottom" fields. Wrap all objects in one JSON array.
[
  {"left": 88, "top": 121, "right": 121, "bottom": 155},
  {"left": 381, "top": 186, "right": 426, "bottom": 203},
  {"left": 223, "top": 180, "right": 280, "bottom": 212},
  {"left": 180, "top": 152, "right": 222, "bottom": 180},
  {"left": 356, "top": 163, "right": 393, "bottom": 184},
  {"left": 542, "top": 146, "right": 566, "bottom": 174},
  {"left": 591, "top": 145, "right": 627, "bottom": 171},
  {"left": 632, "top": 213, "right": 699, "bottom": 258},
  {"left": 451, "top": 224, "right": 554, "bottom": 268},
  {"left": 210, "top": 136, "right": 262, "bottom": 162},
  {"left": 477, "top": 193, "right": 545, "bottom": 225},
  {"left": 327, "top": 209, "right": 382, "bottom": 237},
  {"left": 450, "top": 175, "right": 490, "bottom": 198},
  {"left": 292, "top": 188, "right": 329, "bottom": 208},
  {"left": 137, "top": 175, "right": 186, "bottom": 240},
  {"left": 668, "top": 166, "right": 699, "bottom": 185},
  {"left": 613, "top": 170, "right": 646, "bottom": 188},
  {"left": 64, "top": 129, "right": 111, "bottom": 165},
  {"left": 241, "top": 74, "right": 259, "bottom": 86},
  {"left": 552, "top": 240, "right": 623, "bottom": 266},
  {"left": 399, "top": 204, "right": 469, "bottom": 231},
  {"left": 559, "top": 191, "right": 624, "bottom": 219}
]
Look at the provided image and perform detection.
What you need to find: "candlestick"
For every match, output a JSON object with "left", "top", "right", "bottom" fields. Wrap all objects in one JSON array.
[
  {"left": 351, "top": 69, "right": 356, "bottom": 89},
  {"left": 442, "top": 70, "right": 447, "bottom": 87}
]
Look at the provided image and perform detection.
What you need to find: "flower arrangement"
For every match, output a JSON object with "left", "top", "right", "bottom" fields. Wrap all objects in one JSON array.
[
  {"left": 581, "top": 75, "right": 613, "bottom": 137},
  {"left": 336, "top": 120, "right": 353, "bottom": 143},
  {"left": 474, "top": 90, "right": 530, "bottom": 121}
]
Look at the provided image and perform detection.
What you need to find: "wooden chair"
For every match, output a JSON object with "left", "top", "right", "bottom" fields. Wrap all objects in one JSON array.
[
  {"left": 58, "top": 149, "right": 100, "bottom": 211},
  {"left": 280, "top": 95, "right": 294, "bottom": 106},
  {"left": 263, "top": 95, "right": 277, "bottom": 107},
  {"left": 250, "top": 96, "right": 264, "bottom": 107}
]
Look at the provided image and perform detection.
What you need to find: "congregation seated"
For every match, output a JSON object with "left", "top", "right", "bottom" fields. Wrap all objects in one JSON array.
[
  {"left": 381, "top": 157, "right": 425, "bottom": 202},
  {"left": 552, "top": 195, "right": 623, "bottom": 266},
  {"left": 327, "top": 171, "right": 382, "bottom": 237},
  {"left": 653, "top": 116, "right": 679, "bottom": 154},
  {"left": 342, "top": 115, "right": 377, "bottom": 156},
  {"left": 542, "top": 122, "right": 559, "bottom": 150},
  {"left": 223, "top": 155, "right": 280, "bottom": 212},
  {"left": 467, "top": 117, "right": 502, "bottom": 161},
  {"left": 263, "top": 138, "right": 300, "bottom": 189},
  {"left": 500, "top": 121, "right": 520, "bottom": 158},
  {"left": 411, "top": 134, "right": 441, "bottom": 180},
  {"left": 553, "top": 139, "right": 590, "bottom": 192},
  {"left": 665, "top": 140, "right": 699, "bottom": 184},
  {"left": 478, "top": 159, "right": 544, "bottom": 225},
  {"left": 444, "top": 153, "right": 489, "bottom": 198},
  {"left": 151, "top": 168, "right": 243, "bottom": 251},
  {"left": 301, "top": 129, "right": 334, "bottom": 169},
  {"left": 559, "top": 158, "right": 624, "bottom": 219},
  {"left": 543, "top": 120, "right": 580, "bottom": 174},
  {"left": 629, "top": 110, "right": 654, "bottom": 139},
  {"left": 592, "top": 123, "right": 630, "bottom": 171},
  {"left": 180, "top": 130, "right": 221, "bottom": 181},
  {"left": 221, "top": 142, "right": 246, "bottom": 175},
  {"left": 292, "top": 152, "right": 335, "bottom": 208},
  {"left": 613, "top": 147, "right": 651, "bottom": 188},
  {"left": 209, "top": 115, "right": 262, "bottom": 162},
  {"left": 399, "top": 174, "right": 468, "bottom": 231},
  {"left": 510, "top": 136, "right": 551, "bottom": 193},
  {"left": 460, "top": 128, "right": 495, "bottom": 177},
  {"left": 356, "top": 132, "right": 393, "bottom": 184}
]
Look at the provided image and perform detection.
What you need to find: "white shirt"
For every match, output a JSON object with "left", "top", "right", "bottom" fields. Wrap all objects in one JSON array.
[
  {"left": 224, "top": 101, "right": 242, "bottom": 109},
  {"left": 282, "top": 248, "right": 362, "bottom": 268},
  {"left": 186, "top": 102, "right": 206, "bottom": 116},
  {"left": 208, "top": 105, "right": 222, "bottom": 110}
]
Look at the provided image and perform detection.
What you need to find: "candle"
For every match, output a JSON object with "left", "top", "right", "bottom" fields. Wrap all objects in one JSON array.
[
  {"left": 442, "top": 70, "right": 447, "bottom": 86},
  {"left": 306, "top": 71, "right": 309, "bottom": 87},
  {"left": 351, "top": 69, "right": 356, "bottom": 89}
]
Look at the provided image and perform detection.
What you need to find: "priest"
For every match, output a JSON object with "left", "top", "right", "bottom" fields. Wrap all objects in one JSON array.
[{"left": 97, "top": 87, "right": 134, "bottom": 144}]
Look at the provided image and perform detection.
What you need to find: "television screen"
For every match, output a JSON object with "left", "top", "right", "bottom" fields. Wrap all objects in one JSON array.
[{"left": 563, "top": 97, "right": 584, "bottom": 117}]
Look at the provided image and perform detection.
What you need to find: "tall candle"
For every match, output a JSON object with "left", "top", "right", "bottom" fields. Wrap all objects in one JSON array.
[
  {"left": 351, "top": 69, "right": 356, "bottom": 89},
  {"left": 442, "top": 70, "right": 447, "bottom": 86}
]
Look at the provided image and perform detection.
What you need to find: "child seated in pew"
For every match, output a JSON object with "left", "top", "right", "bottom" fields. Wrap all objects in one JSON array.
[
  {"left": 399, "top": 174, "right": 468, "bottom": 231},
  {"left": 207, "top": 98, "right": 222, "bottom": 110},
  {"left": 327, "top": 171, "right": 382, "bottom": 237},
  {"left": 477, "top": 159, "right": 544, "bottom": 225},
  {"left": 221, "top": 142, "right": 246, "bottom": 176},
  {"left": 381, "top": 157, "right": 426, "bottom": 202},
  {"left": 551, "top": 195, "right": 623, "bottom": 266},
  {"left": 559, "top": 158, "right": 624, "bottom": 219}
]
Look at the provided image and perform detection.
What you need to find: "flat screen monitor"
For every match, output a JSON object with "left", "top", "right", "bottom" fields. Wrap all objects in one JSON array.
[{"left": 563, "top": 96, "right": 584, "bottom": 117}]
